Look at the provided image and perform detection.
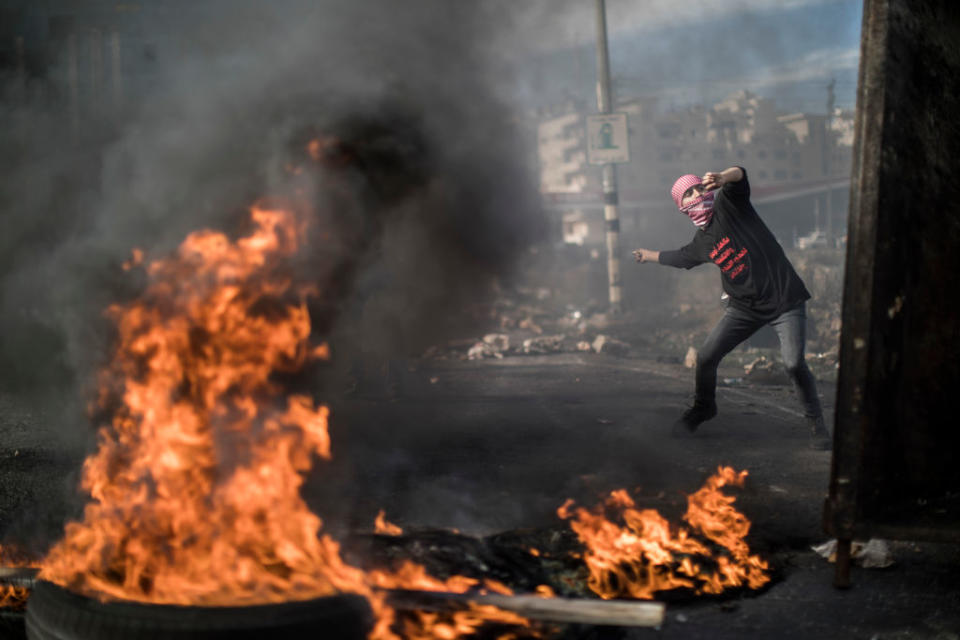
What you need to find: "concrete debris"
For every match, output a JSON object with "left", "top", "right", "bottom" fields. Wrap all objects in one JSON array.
[
  {"left": 467, "top": 341, "right": 503, "bottom": 360},
  {"left": 743, "top": 356, "right": 788, "bottom": 384},
  {"left": 586, "top": 313, "right": 610, "bottom": 330},
  {"left": 467, "top": 334, "right": 513, "bottom": 360},
  {"left": 684, "top": 346, "right": 698, "bottom": 369},
  {"left": 811, "top": 539, "right": 895, "bottom": 569},
  {"left": 556, "top": 315, "right": 587, "bottom": 333},
  {"left": 518, "top": 316, "right": 544, "bottom": 335},
  {"left": 805, "top": 348, "right": 840, "bottom": 378},
  {"left": 522, "top": 334, "right": 566, "bottom": 355},
  {"left": 483, "top": 333, "right": 510, "bottom": 352},
  {"left": 592, "top": 334, "right": 630, "bottom": 356},
  {"left": 744, "top": 356, "right": 772, "bottom": 375},
  {"left": 576, "top": 341, "right": 593, "bottom": 352}
]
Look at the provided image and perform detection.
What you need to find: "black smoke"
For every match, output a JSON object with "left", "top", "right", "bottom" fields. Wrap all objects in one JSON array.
[{"left": 0, "top": 0, "right": 546, "bottom": 424}]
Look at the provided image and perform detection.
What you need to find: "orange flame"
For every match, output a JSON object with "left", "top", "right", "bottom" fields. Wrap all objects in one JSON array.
[
  {"left": 36, "top": 199, "right": 534, "bottom": 639},
  {"left": 558, "top": 466, "right": 769, "bottom": 600},
  {"left": 0, "top": 543, "right": 38, "bottom": 611},
  {"left": 366, "top": 561, "right": 536, "bottom": 639},
  {"left": 121, "top": 247, "right": 144, "bottom": 271},
  {"left": 534, "top": 584, "right": 555, "bottom": 598},
  {"left": 0, "top": 585, "right": 29, "bottom": 611},
  {"left": 375, "top": 510, "right": 403, "bottom": 536},
  {"left": 40, "top": 202, "right": 361, "bottom": 605}
]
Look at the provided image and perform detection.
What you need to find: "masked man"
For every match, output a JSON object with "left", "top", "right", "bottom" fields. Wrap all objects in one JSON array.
[{"left": 632, "top": 167, "right": 831, "bottom": 450}]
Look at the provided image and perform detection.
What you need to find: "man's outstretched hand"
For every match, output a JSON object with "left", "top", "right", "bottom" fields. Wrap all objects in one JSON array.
[{"left": 633, "top": 248, "right": 659, "bottom": 263}]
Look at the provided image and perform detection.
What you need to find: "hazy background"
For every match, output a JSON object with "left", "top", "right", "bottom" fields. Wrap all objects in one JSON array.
[
  {"left": 0, "top": 0, "right": 863, "bottom": 546},
  {"left": 0, "top": 0, "right": 861, "bottom": 431}
]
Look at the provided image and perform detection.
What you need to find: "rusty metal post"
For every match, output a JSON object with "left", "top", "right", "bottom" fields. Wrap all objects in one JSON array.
[
  {"left": 834, "top": 539, "right": 852, "bottom": 588},
  {"left": 823, "top": 0, "right": 888, "bottom": 576},
  {"left": 825, "top": 0, "right": 960, "bottom": 586}
]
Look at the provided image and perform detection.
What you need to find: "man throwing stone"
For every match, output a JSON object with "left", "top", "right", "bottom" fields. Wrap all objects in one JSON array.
[{"left": 632, "top": 167, "right": 831, "bottom": 450}]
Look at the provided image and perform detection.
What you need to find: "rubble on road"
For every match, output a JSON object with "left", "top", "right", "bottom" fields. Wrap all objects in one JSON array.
[
  {"left": 522, "top": 334, "right": 566, "bottom": 355},
  {"left": 418, "top": 245, "right": 845, "bottom": 371},
  {"left": 483, "top": 333, "right": 510, "bottom": 352},
  {"left": 466, "top": 334, "right": 512, "bottom": 360},
  {"left": 743, "top": 356, "right": 788, "bottom": 385},
  {"left": 684, "top": 346, "right": 698, "bottom": 369},
  {"left": 467, "top": 341, "right": 503, "bottom": 360},
  {"left": 419, "top": 283, "right": 637, "bottom": 361},
  {"left": 591, "top": 334, "right": 630, "bottom": 356},
  {"left": 804, "top": 347, "right": 840, "bottom": 379},
  {"left": 811, "top": 539, "right": 895, "bottom": 569},
  {"left": 425, "top": 330, "right": 636, "bottom": 361}
]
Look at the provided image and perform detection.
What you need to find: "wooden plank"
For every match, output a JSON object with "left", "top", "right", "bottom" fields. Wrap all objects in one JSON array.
[{"left": 384, "top": 589, "right": 665, "bottom": 627}]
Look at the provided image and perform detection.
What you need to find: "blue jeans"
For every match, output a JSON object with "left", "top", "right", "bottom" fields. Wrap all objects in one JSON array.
[{"left": 695, "top": 302, "right": 823, "bottom": 419}]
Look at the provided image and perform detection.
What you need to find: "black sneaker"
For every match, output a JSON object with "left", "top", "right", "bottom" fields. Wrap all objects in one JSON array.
[
  {"left": 672, "top": 400, "right": 718, "bottom": 434},
  {"left": 808, "top": 415, "right": 832, "bottom": 451}
]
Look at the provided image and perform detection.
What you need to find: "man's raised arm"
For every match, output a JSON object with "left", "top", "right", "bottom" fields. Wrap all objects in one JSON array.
[{"left": 701, "top": 167, "right": 744, "bottom": 191}]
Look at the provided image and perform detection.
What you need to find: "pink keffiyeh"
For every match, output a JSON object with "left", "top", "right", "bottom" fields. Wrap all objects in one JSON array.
[{"left": 671, "top": 174, "right": 715, "bottom": 228}]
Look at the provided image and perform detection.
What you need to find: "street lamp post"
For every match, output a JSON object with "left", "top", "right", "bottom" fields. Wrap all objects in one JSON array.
[{"left": 594, "top": 0, "right": 622, "bottom": 313}]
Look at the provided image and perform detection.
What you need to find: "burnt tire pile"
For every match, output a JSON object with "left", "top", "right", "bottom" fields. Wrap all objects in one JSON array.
[{"left": 25, "top": 581, "right": 372, "bottom": 640}]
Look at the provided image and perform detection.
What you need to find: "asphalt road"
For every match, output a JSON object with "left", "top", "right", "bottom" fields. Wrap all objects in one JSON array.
[{"left": 2, "top": 351, "right": 959, "bottom": 639}]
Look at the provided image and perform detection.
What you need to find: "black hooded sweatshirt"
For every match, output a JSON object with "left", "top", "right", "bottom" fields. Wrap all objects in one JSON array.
[{"left": 658, "top": 168, "right": 810, "bottom": 320}]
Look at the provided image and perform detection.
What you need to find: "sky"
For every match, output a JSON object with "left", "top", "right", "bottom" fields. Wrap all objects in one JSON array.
[{"left": 496, "top": 0, "right": 863, "bottom": 114}]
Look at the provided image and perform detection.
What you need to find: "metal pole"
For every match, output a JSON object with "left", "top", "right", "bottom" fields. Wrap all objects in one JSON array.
[
  {"left": 825, "top": 78, "right": 836, "bottom": 246},
  {"left": 594, "top": 0, "right": 622, "bottom": 313}
]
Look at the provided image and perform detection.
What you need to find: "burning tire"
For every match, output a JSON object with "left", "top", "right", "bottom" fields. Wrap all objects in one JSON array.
[{"left": 25, "top": 581, "right": 372, "bottom": 640}]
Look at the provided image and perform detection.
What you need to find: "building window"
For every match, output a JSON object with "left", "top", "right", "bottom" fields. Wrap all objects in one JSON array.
[
  {"left": 757, "top": 150, "right": 768, "bottom": 159},
  {"left": 774, "top": 149, "right": 787, "bottom": 159},
  {"left": 774, "top": 170, "right": 787, "bottom": 180},
  {"left": 712, "top": 149, "right": 724, "bottom": 159},
  {"left": 736, "top": 149, "right": 746, "bottom": 159},
  {"left": 792, "top": 172, "right": 803, "bottom": 180},
  {"left": 759, "top": 170, "right": 768, "bottom": 179}
]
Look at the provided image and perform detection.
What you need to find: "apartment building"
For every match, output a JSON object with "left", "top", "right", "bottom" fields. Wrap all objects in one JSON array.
[{"left": 539, "top": 90, "right": 853, "bottom": 247}]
